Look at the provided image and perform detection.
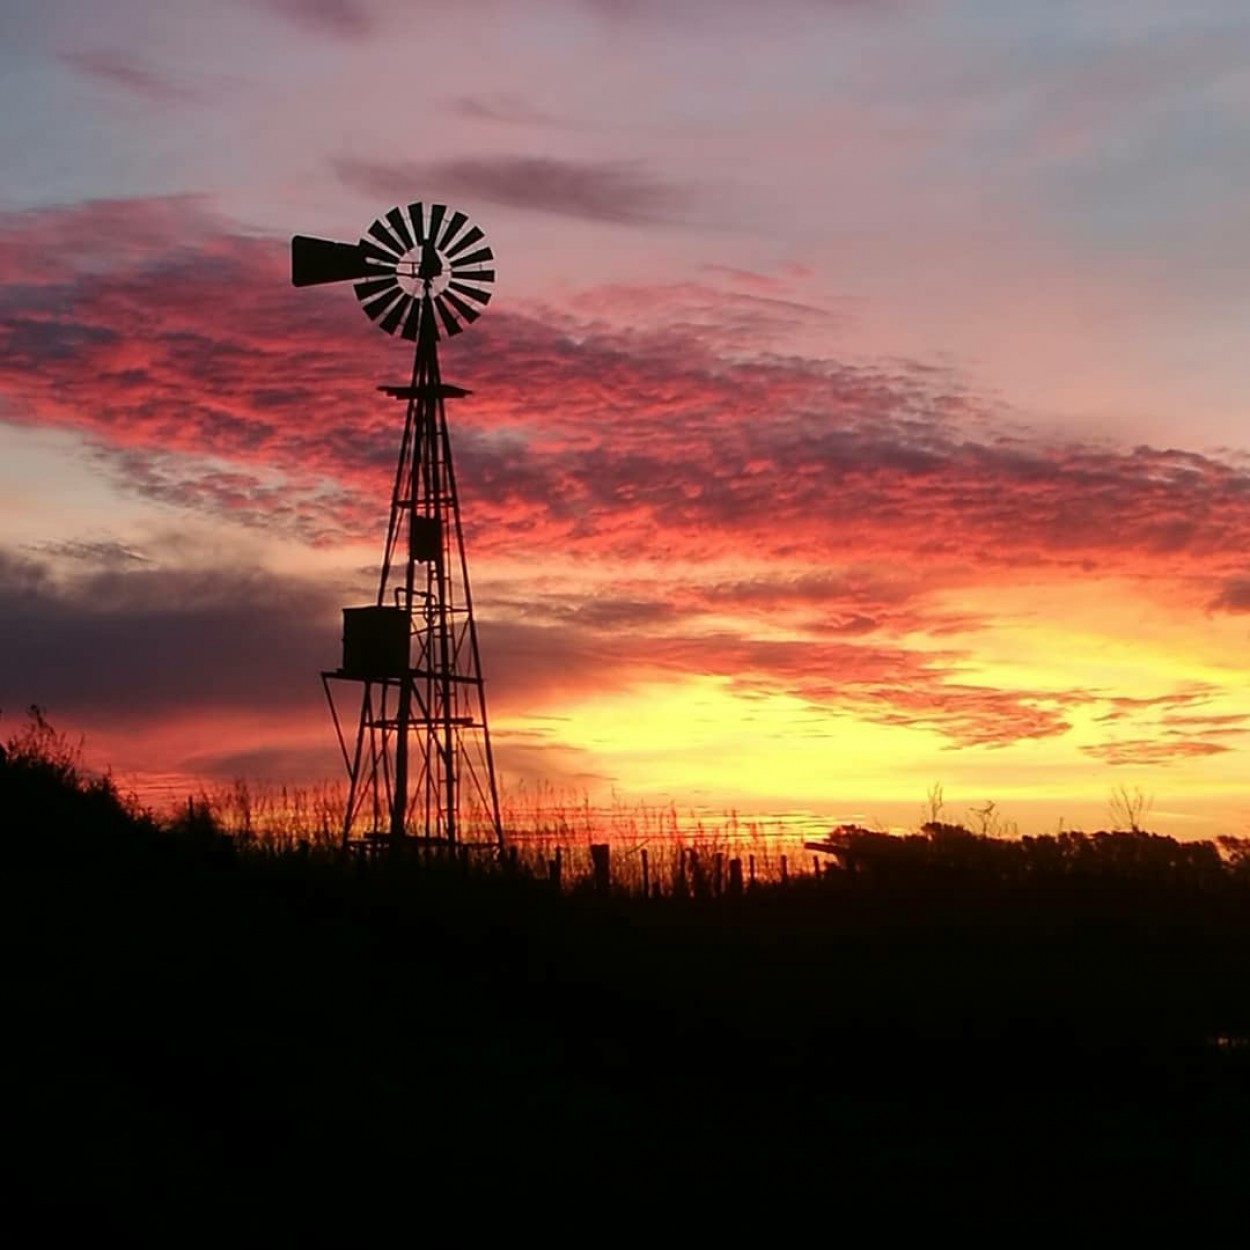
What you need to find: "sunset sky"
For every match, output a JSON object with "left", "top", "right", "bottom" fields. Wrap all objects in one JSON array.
[{"left": 4, "top": 0, "right": 1250, "bottom": 836}]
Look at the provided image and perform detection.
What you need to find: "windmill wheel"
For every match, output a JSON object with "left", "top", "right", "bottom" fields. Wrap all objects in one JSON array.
[{"left": 351, "top": 203, "right": 495, "bottom": 341}]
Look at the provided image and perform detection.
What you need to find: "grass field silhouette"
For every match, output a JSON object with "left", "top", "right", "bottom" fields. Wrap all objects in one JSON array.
[{"left": 5, "top": 709, "right": 1250, "bottom": 1231}]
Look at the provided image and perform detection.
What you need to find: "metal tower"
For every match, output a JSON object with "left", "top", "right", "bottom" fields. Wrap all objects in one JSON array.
[{"left": 291, "top": 202, "right": 502, "bottom": 851}]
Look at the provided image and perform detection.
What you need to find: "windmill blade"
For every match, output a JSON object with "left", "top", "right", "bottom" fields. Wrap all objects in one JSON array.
[
  {"left": 449, "top": 269, "right": 495, "bottom": 288},
  {"left": 367, "top": 219, "right": 405, "bottom": 256},
  {"left": 406, "top": 202, "right": 426, "bottom": 246},
  {"left": 443, "top": 225, "right": 483, "bottom": 260},
  {"left": 433, "top": 294, "right": 465, "bottom": 336},
  {"left": 379, "top": 293, "right": 413, "bottom": 336},
  {"left": 447, "top": 280, "right": 493, "bottom": 306},
  {"left": 449, "top": 246, "right": 494, "bottom": 269},
  {"left": 354, "top": 275, "right": 401, "bottom": 301},
  {"left": 362, "top": 286, "right": 404, "bottom": 321},
  {"left": 427, "top": 204, "right": 447, "bottom": 248},
  {"left": 439, "top": 288, "right": 481, "bottom": 324},
  {"left": 291, "top": 236, "right": 374, "bottom": 287},
  {"left": 359, "top": 239, "right": 400, "bottom": 268},
  {"left": 439, "top": 210, "right": 469, "bottom": 251},
  {"left": 385, "top": 207, "right": 414, "bottom": 251}
]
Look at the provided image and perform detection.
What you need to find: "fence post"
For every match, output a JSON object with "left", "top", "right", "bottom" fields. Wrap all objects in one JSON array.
[
  {"left": 590, "top": 842, "right": 611, "bottom": 896},
  {"left": 812, "top": 856, "right": 821, "bottom": 879},
  {"left": 714, "top": 852, "right": 724, "bottom": 897},
  {"left": 728, "top": 857, "right": 744, "bottom": 897},
  {"left": 780, "top": 854, "right": 788, "bottom": 884},
  {"left": 748, "top": 854, "right": 756, "bottom": 887},
  {"left": 548, "top": 846, "right": 562, "bottom": 890},
  {"left": 640, "top": 847, "right": 650, "bottom": 899}
]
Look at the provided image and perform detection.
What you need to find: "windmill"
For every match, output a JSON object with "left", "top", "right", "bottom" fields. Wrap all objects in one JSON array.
[{"left": 291, "top": 203, "right": 502, "bottom": 851}]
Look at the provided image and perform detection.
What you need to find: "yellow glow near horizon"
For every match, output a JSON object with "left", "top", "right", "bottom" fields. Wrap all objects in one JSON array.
[{"left": 487, "top": 564, "right": 1250, "bottom": 839}]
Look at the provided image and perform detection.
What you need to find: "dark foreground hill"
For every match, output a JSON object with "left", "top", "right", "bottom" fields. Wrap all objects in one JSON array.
[{"left": 4, "top": 733, "right": 1250, "bottom": 1233}]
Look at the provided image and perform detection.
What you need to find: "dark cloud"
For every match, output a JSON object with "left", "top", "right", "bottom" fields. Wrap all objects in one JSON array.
[
  {"left": 60, "top": 51, "right": 197, "bottom": 104},
  {"left": 681, "top": 571, "right": 980, "bottom": 637},
  {"left": 260, "top": 0, "right": 375, "bottom": 37},
  {"left": 184, "top": 742, "right": 344, "bottom": 785},
  {"left": 0, "top": 547, "right": 657, "bottom": 781},
  {"left": 334, "top": 155, "right": 688, "bottom": 224},
  {"left": 489, "top": 591, "right": 681, "bottom": 633},
  {"left": 0, "top": 520, "right": 1091, "bottom": 764},
  {"left": 476, "top": 619, "right": 633, "bottom": 711},
  {"left": 564, "top": 281, "right": 838, "bottom": 348},
  {"left": 1208, "top": 576, "right": 1250, "bottom": 613},
  {"left": 446, "top": 95, "right": 562, "bottom": 128},
  {"left": 0, "top": 547, "right": 337, "bottom": 722},
  {"left": 582, "top": 0, "right": 901, "bottom": 22},
  {"left": 700, "top": 264, "right": 789, "bottom": 294},
  {"left": 30, "top": 539, "right": 150, "bottom": 568},
  {"left": 491, "top": 733, "right": 614, "bottom": 793},
  {"left": 82, "top": 446, "right": 373, "bottom": 548}
]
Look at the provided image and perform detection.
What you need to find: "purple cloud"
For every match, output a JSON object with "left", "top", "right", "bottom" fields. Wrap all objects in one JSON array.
[
  {"left": 60, "top": 51, "right": 197, "bottom": 104},
  {"left": 260, "top": 0, "right": 375, "bottom": 38},
  {"left": 334, "top": 155, "right": 689, "bottom": 224}
]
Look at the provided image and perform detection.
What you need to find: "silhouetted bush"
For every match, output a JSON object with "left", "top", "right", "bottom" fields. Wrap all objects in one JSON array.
[
  {"left": 0, "top": 705, "right": 148, "bottom": 838},
  {"left": 819, "top": 822, "right": 1234, "bottom": 894}
]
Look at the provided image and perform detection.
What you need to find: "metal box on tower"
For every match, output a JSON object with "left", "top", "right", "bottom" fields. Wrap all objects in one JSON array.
[{"left": 340, "top": 606, "right": 410, "bottom": 680}]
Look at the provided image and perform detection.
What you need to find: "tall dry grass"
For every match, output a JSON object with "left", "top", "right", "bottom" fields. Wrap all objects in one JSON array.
[{"left": 192, "top": 775, "right": 815, "bottom": 891}]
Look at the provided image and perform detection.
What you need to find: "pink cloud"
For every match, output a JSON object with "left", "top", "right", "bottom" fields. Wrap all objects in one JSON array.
[{"left": 6, "top": 197, "right": 1250, "bottom": 597}]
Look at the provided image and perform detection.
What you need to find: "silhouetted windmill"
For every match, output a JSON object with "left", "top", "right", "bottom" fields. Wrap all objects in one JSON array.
[{"left": 291, "top": 203, "right": 502, "bottom": 851}]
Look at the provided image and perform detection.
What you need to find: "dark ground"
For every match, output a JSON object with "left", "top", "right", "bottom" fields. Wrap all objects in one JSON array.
[{"left": 4, "top": 750, "right": 1250, "bottom": 1235}]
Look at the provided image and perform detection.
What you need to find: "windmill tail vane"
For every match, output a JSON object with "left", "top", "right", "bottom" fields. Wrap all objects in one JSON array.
[{"left": 293, "top": 203, "right": 503, "bottom": 853}]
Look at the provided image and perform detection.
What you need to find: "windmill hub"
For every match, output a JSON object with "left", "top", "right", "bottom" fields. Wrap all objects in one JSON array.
[{"left": 390, "top": 244, "right": 448, "bottom": 295}]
